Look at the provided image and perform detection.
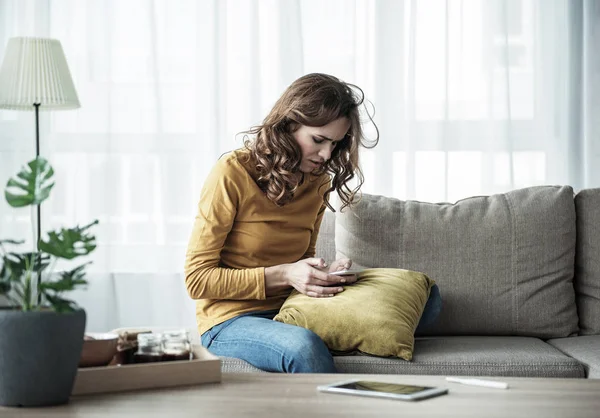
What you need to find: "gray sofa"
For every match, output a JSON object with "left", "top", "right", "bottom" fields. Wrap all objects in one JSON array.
[{"left": 220, "top": 186, "right": 600, "bottom": 378}]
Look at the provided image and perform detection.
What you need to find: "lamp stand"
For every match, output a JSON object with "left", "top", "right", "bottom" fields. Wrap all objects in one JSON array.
[
  {"left": 34, "top": 103, "right": 41, "bottom": 250},
  {"left": 34, "top": 103, "right": 42, "bottom": 305}
]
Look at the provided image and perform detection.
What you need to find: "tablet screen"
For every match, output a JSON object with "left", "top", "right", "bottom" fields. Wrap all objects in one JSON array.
[{"left": 334, "top": 381, "right": 432, "bottom": 395}]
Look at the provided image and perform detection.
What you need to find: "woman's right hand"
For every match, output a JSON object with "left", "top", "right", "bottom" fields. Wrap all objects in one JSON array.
[{"left": 265, "top": 258, "right": 347, "bottom": 298}]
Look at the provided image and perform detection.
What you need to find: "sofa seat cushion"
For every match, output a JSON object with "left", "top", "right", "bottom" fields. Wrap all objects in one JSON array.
[
  {"left": 548, "top": 336, "right": 600, "bottom": 379},
  {"left": 220, "top": 356, "right": 265, "bottom": 373},
  {"left": 219, "top": 336, "right": 585, "bottom": 377},
  {"left": 336, "top": 186, "right": 579, "bottom": 338},
  {"left": 332, "top": 336, "right": 584, "bottom": 377}
]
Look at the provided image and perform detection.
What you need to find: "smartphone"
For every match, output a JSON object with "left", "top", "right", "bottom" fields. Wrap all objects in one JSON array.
[
  {"left": 329, "top": 269, "right": 365, "bottom": 277},
  {"left": 317, "top": 380, "right": 448, "bottom": 401}
]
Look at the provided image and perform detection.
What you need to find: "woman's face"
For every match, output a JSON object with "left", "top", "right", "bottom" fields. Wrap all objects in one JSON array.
[{"left": 292, "top": 117, "right": 351, "bottom": 174}]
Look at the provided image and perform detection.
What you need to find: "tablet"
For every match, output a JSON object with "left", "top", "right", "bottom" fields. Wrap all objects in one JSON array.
[{"left": 317, "top": 379, "right": 448, "bottom": 401}]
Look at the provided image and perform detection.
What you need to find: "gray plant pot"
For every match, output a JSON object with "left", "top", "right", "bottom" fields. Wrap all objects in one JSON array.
[{"left": 0, "top": 308, "right": 86, "bottom": 407}]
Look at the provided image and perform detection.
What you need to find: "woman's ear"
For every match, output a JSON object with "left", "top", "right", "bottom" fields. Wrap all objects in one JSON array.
[{"left": 287, "top": 119, "right": 300, "bottom": 133}]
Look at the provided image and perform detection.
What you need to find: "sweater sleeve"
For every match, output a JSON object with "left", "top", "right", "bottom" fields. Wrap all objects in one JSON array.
[{"left": 184, "top": 158, "right": 265, "bottom": 300}]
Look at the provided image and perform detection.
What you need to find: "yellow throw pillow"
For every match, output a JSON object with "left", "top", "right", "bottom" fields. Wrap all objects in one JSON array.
[{"left": 273, "top": 268, "right": 434, "bottom": 361}]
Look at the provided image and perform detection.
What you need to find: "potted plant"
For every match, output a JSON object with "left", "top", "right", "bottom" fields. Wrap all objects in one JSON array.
[{"left": 0, "top": 157, "right": 98, "bottom": 407}]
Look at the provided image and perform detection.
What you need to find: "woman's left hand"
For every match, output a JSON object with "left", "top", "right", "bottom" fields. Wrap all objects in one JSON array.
[{"left": 328, "top": 258, "right": 352, "bottom": 273}]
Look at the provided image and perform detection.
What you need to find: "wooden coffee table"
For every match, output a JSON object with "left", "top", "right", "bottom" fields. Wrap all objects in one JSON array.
[{"left": 2, "top": 373, "right": 599, "bottom": 417}]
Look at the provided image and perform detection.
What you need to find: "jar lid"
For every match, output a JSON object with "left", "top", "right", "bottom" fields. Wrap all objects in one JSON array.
[
  {"left": 138, "top": 332, "right": 162, "bottom": 344},
  {"left": 163, "top": 329, "right": 188, "bottom": 340}
]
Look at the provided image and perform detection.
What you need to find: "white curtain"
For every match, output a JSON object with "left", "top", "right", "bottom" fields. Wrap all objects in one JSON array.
[{"left": 0, "top": 0, "right": 596, "bottom": 332}]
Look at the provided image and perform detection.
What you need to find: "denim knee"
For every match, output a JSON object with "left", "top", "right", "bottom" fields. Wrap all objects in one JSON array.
[{"left": 279, "top": 327, "right": 336, "bottom": 373}]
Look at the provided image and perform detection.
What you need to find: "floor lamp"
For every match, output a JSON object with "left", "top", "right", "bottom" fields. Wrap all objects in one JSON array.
[{"left": 0, "top": 37, "right": 81, "bottom": 249}]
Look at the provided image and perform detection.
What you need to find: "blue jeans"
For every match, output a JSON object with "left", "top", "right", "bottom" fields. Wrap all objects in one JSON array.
[
  {"left": 416, "top": 284, "right": 442, "bottom": 333},
  {"left": 201, "top": 284, "right": 442, "bottom": 373},
  {"left": 201, "top": 309, "right": 336, "bottom": 373}
]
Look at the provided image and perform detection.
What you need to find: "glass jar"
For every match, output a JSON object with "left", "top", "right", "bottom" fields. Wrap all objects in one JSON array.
[
  {"left": 134, "top": 333, "right": 164, "bottom": 363},
  {"left": 162, "top": 330, "right": 191, "bottom": 361}
]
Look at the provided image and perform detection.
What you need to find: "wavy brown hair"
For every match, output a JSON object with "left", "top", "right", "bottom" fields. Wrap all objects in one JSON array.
[{"left": 242, "top": 73, "right": 379, "bottom": 211}]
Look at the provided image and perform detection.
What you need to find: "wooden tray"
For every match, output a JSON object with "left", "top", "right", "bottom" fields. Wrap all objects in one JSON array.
[{"left": 71, "top": 344, "right": 221, "bottom": 396}]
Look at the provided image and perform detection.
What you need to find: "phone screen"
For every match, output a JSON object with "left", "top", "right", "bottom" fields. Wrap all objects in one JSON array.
[{"left": 334, "top": 381, "right": 432, "bottom": 395}]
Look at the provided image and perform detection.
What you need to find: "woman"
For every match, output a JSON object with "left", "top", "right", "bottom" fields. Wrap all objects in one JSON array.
[{"left": 185, "top": 73, "right": 442, "bottom": 373}]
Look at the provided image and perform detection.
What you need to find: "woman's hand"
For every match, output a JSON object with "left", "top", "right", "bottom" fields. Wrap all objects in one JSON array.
[
  {"left": 328, "top": 257, "right": 352, "bottom": 273},
  {"left": 265, "top": 258, "right": 350, "bottom": 298}
]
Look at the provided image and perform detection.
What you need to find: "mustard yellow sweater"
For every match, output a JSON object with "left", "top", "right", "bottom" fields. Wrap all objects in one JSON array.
[{"left": 184, "top": 148, "right": 330, "bottom": 335}]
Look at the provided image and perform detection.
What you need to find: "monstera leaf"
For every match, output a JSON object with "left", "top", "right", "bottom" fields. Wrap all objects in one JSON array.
[
  {"left": 5, "top": 157, "right": 55, "bottom": 208},
  {"left": 39, "top": 263, "right": 89, "bottom": 293},
  {"left": 38, "top": 220, "right": 99, "bottom": 260},
  {"left": 43, "top": 293, "right": 78, "bottom": 313},
  {"left": 39, "top": 263, "right": 89, "bottom": 312}
]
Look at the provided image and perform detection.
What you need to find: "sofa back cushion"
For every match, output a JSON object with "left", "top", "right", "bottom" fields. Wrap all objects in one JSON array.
[
  {"left": 335, "top": 186, "right": 579, "bottom": 338},
  {"left": 574, "top": 189, "right": 600, "bottom": 335},
  {"left": 315, "top": 210, "right": 336, "bottom": 263}
]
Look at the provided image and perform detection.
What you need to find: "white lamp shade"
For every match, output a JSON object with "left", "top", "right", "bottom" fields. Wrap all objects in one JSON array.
[{"left": 0, "top": 37, "right": 80, "bottom": 110}]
